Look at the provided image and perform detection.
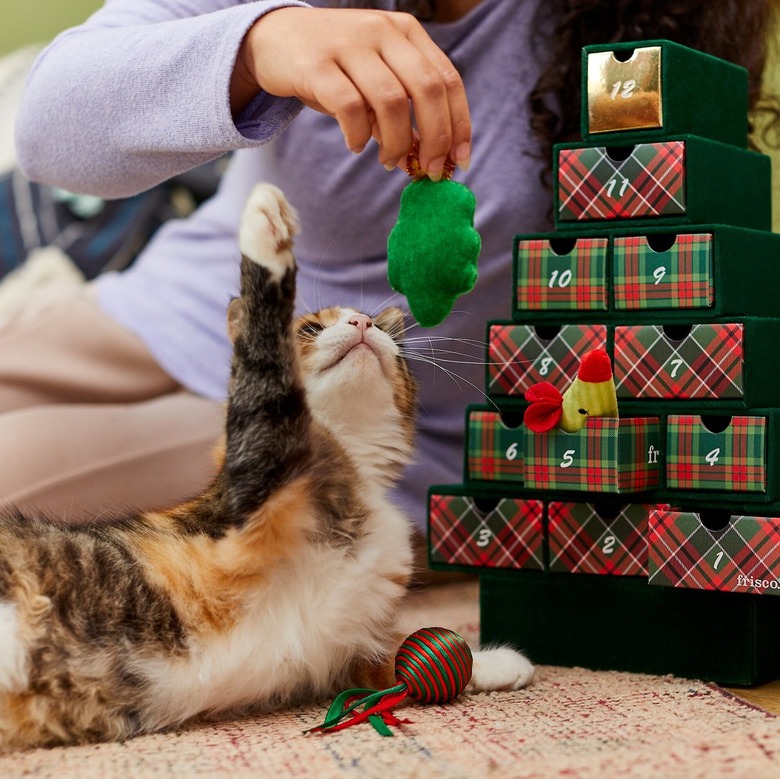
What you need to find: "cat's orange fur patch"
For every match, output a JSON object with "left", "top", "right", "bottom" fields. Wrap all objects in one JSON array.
[
  {"left": 128, "top": 478, "right": 316, "bottom": 635},
  {"left": 215, "top": 477, "right": 316, "bottom": 578},
  {"left": 0, "top": 693, "right": 52, "bottom": 753},
  {"left": 386, "top": 571, "right": 411, "bottom": 589}
]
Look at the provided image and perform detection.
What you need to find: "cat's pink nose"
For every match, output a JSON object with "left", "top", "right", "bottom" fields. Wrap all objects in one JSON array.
[{"left": 348, "top": 314, "right": 373, "bottom": 332}]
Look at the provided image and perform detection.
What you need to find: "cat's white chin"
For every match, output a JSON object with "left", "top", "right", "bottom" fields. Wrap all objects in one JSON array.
[
  {"left": 320, "top": 337, "right": 396, "bottom": 382},
  {"left": 329, "top": 340, "right": 376, "bottom": 366}
]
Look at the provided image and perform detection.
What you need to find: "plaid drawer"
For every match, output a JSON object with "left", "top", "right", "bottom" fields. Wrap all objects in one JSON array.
[
  {"left": 549, "top": 501, "right": 659, "bottom": 575},
  {"left": 614, "top": 323, "right": 743, "bottom": 399},
  {"left": 523, "top": 416, "right": 661, "bottom": 493},
  {"left": 648, "top": 509, "right": 780, "bottom": 596},
  {"left": 613, "top": 233, "right": 713, "bottom": 310},
  {"left": 557, "top": 141, "right": 685, "bottom": 222},
  {"left": 488, "top": 323, "right": 607, "bottom": 398},
  {"left": 466, "top": 409, "right": 524, "bottom": 483},
  {"left": 428, "top": 493, "right": 544, "bottom": 570},
  {"left": 514, "top": 236, "right": 608, "bottom": 311},
  {"left": 666, "top": 415, "right": 766, "bottom": 493}
]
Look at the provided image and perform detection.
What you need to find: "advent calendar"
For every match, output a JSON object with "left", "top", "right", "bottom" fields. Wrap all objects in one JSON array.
[{"left": 427, "top": 40, "right": 780, "bottom": 685}]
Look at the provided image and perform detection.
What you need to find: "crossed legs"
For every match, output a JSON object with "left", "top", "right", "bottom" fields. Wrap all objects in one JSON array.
[{"left": 0, "top": 285, "right": 224, "bottom": 522}]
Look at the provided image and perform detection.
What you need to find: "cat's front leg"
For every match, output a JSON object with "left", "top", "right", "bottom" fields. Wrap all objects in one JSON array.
[
  {"left": 223, "top": 184, "right": 308, "bottom": 520},
  {"left": 467, "top": 647, "right": 535, "bottom": 692}
]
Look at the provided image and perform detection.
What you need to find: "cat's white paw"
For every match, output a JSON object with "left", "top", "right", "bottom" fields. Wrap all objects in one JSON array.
[
  {"left": 239, "top": 184, "right": 300, "bottom": 280},
  {"left": 467, "top": 647, "right": 535, "bottom": 692}
]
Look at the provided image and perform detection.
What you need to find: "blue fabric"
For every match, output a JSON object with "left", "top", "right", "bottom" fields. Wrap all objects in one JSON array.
[{"left": 0, "top": 163, "right": 223, "bottom": 280}]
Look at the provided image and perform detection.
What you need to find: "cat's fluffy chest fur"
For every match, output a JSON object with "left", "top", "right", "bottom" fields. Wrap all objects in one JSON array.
[
  {"left": 0, "top": 184, "right": 533, "bottom": 752},
  {"left": 139, "top": 500, "right": 411, "bottom": 728}
]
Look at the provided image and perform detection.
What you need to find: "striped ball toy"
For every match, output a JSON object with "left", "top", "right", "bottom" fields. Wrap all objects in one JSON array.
[{"left": 308, "top": 627, "right": 473, "bottom": 736}]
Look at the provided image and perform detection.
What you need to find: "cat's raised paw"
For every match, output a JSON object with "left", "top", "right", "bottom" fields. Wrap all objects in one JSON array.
[
  {"left": 239, "top": 184, "right": 300, "bottom": 280},
  {"left": 468, "top": 647, "right": 535, "bottom": 692}
]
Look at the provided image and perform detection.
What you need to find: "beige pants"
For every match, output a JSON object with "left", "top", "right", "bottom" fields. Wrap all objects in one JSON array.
[{"left": 0, "top": 285, "right": 225, "bottom": 521}]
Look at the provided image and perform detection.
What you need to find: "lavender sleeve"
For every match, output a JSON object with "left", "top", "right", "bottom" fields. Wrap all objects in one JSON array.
[{"left": 14, "top": 0, "right": 310, "bottom": 199}]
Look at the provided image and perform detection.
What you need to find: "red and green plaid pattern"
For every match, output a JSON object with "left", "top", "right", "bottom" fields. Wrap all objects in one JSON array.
[
  {"left": 614, "top": 323, "right": 744, "bottom": 399},
  {"left": 666, "top": 415, "right": 766, "bottom": 492},
  {"left": 557, "top": 141, "right": 686, "bottom": 222},
  {"left": 523, "top": 417, "right": 661, "bottom": 493},
  {"left": 548, "top": 501, "right": 659, "bottom": 575},
  {"left": 648, "top": 509, "right": 780, "bottom": 596},
  {"left": 515, "top": 237, "right": 608, "bottom": 311},
  {"left": 488, "top": 323, "right": 607, "bottom": 397},
  {"left": 466, "top": 410, "right": 524, "bottom": 482},
  {"left": 428, "top": 494, "right": 544, "bottom": 569},
  {"left": 613, "top": 233, "right": 713, "bottom": 310}
]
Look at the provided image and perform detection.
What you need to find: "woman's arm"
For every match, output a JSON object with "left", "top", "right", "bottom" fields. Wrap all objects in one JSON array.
[
  {"left": 232, "top": 6, "right": 471, "bottom": 178},
  {"left": 15, "top": 0, "right": 309, "bottom": 198},
  {"left": 16, "top": 1, "right": 471, "bottom": 199}
]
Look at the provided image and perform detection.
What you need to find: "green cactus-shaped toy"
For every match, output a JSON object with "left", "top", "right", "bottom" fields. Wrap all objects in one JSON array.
[{"left": 387, "top": 146, "right": 481, "bottom": 328}]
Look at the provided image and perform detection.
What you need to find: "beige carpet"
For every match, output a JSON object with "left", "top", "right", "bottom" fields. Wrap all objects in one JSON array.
[{"left": 2, "top": 580, "right": 780, "bottom": 779}]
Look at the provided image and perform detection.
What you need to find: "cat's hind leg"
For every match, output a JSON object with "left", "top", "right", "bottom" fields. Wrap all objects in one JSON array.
[
  {"left": 468, "top": 647, "right": 535, "bottom": 692},
  {"left": 238, "top": 184, "right": 300, "bottom": 280}
]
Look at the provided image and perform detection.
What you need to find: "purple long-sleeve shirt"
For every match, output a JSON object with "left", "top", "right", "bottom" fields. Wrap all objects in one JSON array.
[{"left": 16, "top": 0, "right": 554, "bottom": 527}]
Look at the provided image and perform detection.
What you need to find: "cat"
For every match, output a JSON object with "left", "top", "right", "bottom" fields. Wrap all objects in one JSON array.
[{"left": 0, "top": 184, "right": 534, "bottom": 751}]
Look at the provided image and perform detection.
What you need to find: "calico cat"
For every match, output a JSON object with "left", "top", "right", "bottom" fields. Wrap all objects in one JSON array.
[{"left": 0, "top": 184, "right": 533, "bottom": 751}]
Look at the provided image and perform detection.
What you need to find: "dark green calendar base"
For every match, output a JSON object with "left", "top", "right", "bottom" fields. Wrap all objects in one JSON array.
[{"left": 479, "top": 570, "right": 780, "bottom": 685}]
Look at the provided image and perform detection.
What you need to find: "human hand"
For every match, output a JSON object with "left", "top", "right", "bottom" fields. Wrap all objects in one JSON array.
[{"left": 231, "top": 6, "right": 471, "bottom": 180}]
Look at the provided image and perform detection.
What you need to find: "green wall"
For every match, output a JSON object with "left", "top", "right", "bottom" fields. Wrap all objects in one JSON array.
[{"left": 1, "top": 0, "right": 103, "bottom": 55}]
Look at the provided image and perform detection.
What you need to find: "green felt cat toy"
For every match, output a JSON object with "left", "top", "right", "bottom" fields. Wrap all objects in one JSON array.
[{"left": 387, "top": 144, "right": 481, "bottom": 328}]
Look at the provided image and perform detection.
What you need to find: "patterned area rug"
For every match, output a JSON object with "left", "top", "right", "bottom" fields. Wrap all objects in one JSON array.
[{"left": 2, "top": 580, "right": 780, "bottom": 779}]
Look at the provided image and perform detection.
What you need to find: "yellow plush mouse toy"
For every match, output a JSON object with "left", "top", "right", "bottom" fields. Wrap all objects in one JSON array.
[{"left": 523, "top": 348, "right": 618, "bottom": 433}]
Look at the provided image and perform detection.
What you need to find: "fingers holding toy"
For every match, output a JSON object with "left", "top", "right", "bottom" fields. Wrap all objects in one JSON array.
[
  {"left": 382, "top": 17, "right": 472, "bottom": 176},
  {"left": 387, "top": 142, "right": 481, "bottom": 328},
  {"left": 232, "top": 7, "right": 471, "bottom": 174}
]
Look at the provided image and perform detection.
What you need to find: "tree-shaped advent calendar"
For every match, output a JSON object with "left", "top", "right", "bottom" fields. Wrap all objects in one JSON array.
[{"left": 427, "top": 40, "right": 780, "bottom": 685}]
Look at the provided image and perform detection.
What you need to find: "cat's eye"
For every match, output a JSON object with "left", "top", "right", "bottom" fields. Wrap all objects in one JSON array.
[
  {"left": 373, "top": 307, "right": 405, "bottom": 341},
  {"left": 298, "top": 321, "right": 324, "bottom": 337}
]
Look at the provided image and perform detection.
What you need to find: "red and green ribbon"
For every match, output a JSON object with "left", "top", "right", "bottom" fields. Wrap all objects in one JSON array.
[{"left": 307, "top": 627, "right": 473, "bottom": 737}]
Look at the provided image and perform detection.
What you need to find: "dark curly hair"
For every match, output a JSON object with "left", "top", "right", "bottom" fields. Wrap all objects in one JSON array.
[
  {"left": 336, "top": 1, "right": 780, "bottom": 173},
  {"left": 528, "top": 0, "right": 780, "bottom": 172}
]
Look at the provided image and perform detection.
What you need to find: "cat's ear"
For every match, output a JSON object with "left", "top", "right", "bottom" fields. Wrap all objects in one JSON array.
[
  {"left": 227, "top": 298, "right": 243, "bottom": 344},
  {"left": 374, "top": 306, "right": 407, "bottom": 343}
]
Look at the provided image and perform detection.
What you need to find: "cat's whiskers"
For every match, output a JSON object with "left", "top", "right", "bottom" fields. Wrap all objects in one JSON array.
[
  {"left": 296, "top": 291, "right": 316, "bottom": 317},
  {"left": 398, "top": 329, "right": 535, "bottom": 410},
  {"left": 403, "top": 335, "right": 490, "bottom": 347},
  {"left": 401, "top": 333, "right": 493, "bottom": 365},
  {"left": 399, "top": 350, "right": 498, "bottom": 409},
  {"left": 368, "top": 292, "right": 404, "bottom": 319}
]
